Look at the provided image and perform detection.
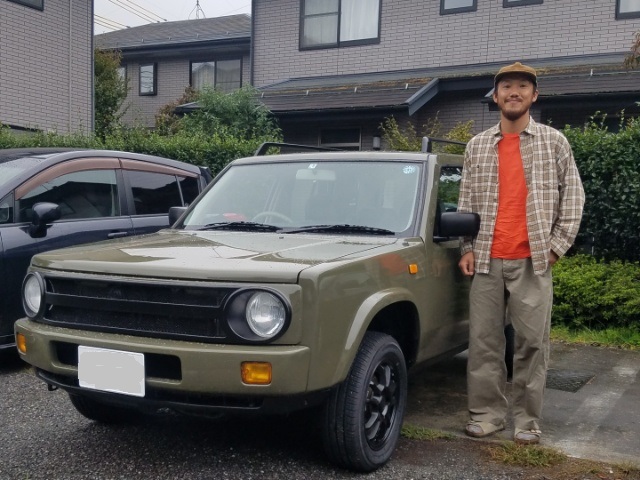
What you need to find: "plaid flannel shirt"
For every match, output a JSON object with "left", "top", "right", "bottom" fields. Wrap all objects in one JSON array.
[{"left": 458, "top": 118, "right": 585, "bottom": 275}]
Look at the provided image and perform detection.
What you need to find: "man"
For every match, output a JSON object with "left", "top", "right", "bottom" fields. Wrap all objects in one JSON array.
[{"left": 457, "top": 62, "right": 585, "bottom": 445}]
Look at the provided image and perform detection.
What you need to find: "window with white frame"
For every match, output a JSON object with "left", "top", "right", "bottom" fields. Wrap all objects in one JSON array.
[
  {"left": 190, "top": 59, "right": 242, "bottom": 92},
  {"left": 300, "top": 0, "right": 381, "bottom": 49},
  {"left": 440, "top": 0, "right": 477, "bottom": 15},
  {"left": 503, "top": 0, "right": 542, "bottom": 7},
  {"left": 617, "top": 0, "right": 640, "bottom": 18},
  {"left": 139, "top": 64, "right": 157, "bottom": 96}
]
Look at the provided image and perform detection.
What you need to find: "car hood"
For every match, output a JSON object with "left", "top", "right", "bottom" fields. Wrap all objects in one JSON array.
[{"left": 32, "top": 229, "right": 401, "bottom": 283}]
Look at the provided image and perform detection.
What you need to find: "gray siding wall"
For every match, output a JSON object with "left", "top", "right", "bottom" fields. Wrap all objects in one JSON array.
[
  {"left": 0, "top": 0, "right": 92, "bottom": 133},
  {"left": 120, "top": 53, "right": 251, "bottom": 128},
  {"left": 253, "top": 0, "right": 638, "bottom": 87}
]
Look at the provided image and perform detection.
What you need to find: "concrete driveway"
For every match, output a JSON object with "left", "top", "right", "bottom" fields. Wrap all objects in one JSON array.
[{"left": 404, "top": 342, "right": 640, "bottom": 466}]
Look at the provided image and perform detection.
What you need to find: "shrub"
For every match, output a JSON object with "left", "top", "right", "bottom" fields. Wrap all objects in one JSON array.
[
  {"left": 553, "top": 255, "right": 640, "bottom": 330},
  {"left": 562, "top": 116, "right": 640, "bottom": 262},
  {"left": 380, "top": 114, "right": 473, "bottom": 154}
]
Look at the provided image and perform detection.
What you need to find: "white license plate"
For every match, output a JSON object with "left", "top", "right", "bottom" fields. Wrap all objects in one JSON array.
[{"left": 78, "top": 346, "right": 145, "bottom": 397}]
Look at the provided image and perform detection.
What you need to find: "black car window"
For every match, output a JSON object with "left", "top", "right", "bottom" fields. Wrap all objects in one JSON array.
[
  {"left": 128, "top": 171, "right": 183, "bottom": 215},
  {"left": 17, "top": 170, "right": 119, "bottom": 221},
  {"left": 178, "top": 176, "right": 199, "bottom": 205},
  {"left": 0, "top": 192, "right": 14, "bottom": 224}
]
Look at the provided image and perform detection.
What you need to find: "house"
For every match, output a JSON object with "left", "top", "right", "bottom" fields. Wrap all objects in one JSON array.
[
  {"left": 251, "top": 0, "right": 640, "bottom": 150},
  {"left": 0, "top": 0, "right": 93, "bottom": 134},
  {"left": 95, "top": 14, "right": 251, "bottom": 128}
]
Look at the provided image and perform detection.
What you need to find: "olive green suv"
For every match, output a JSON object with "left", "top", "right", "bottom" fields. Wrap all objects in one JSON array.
[{"left": 15, "top": 143, "right": 479, "bottom": 472}]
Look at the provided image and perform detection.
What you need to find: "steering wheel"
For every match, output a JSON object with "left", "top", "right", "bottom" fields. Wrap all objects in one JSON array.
[{"left": 251, "top": 211, "right": 294, "bottom": 224}]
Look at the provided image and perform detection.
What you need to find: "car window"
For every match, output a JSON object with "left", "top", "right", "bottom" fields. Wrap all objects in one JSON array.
[
  {"left": 17, "top": 170, "right": 119, "bottom": 222},
  {"left": 128, "top": 171, "right": 183, "bottom": 215},
  {"left": 178, "top": 176, "right": 199, "bottom": 205},
  {"left": 434, "top": 165, "right": 462, "bottom": 237},
  {"left": 0, "top": 192, "right": 14, "bottom": 224}
]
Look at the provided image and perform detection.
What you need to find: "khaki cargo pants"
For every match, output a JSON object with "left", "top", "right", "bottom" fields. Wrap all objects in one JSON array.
[{"left": 467, "top": 258, "right": 552, "bottom": 431}]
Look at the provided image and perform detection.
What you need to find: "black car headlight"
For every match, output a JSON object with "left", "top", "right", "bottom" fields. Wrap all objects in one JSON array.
[
  {"left": 226, "top": 290, "right": 289, "bottom": 342},
  {"left": 22, "top": 272, "right": 45, "bottom": 318}
]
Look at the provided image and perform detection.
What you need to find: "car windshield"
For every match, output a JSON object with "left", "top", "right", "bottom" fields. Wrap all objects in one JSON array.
[{"left": 182, "top": 160, "right": 423, "bottom": 235}]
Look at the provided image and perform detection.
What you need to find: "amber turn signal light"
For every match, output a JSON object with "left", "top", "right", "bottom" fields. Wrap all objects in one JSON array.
[
  {"left": 408, "top": 264, "right": 419, "bottom": 274},
  {"left": 16, "top": 333, "right": 27, "bottom": 354},
  {"left": 241, "top": 362, "right": 272, "bottom": 385}
]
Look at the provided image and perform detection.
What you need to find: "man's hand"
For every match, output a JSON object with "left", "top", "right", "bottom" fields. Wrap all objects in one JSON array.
[
  {"left": 459, "top": 251, "right": 475, "bottom": 276},
  {"left": 549, "top": 250, "right": 559, "bottom": 266}
]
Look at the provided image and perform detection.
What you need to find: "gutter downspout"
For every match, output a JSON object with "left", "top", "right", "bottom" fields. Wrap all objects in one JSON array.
[
  {"left": 90, "top": 0, "right": 95, "bottom": 133},
  {"left": 250, "top": 0, "right": 255, "bottom": 86},
  {"left": 69, "top": 0, "right": 72, "bottom": 133}
]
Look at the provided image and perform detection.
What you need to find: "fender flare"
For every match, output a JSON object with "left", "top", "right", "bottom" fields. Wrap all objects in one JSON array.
[{"left": 332, "top": 288, "right": 416, "bottom": 384}]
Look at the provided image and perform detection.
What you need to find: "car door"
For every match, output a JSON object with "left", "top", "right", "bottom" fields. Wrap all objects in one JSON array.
[
  {"left": 121, "top": 159, "right": 202, "bottom": 235},
  {"left": 0, "top": 159, "right": 135, "bottom": 343},
  {"left": 420, "top": 163, "right": 471, "bottom": 357},
  {"left": 15, "top": 160, "right": 135, "bottom": 253}
]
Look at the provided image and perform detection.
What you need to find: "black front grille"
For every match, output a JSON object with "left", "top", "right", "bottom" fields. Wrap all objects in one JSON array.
[{"left": 39, "top": 275, "right": 237, "bottom": 343}]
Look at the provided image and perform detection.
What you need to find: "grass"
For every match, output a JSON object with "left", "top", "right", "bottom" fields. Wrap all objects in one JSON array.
[
  {"left": 551, "top": 325, "right": 640, "bottom": 350},
  {"left": 486, "top": 442, "right": 567, "bottom": 467},
  {"left": 401, "top": 424, "right": 456, "bottom": 441}
]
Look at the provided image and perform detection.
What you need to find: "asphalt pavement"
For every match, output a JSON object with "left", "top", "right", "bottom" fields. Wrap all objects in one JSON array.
[
  {"left": 1, "top": 342, "right": 638, "bottom": 480},
  {"left": 405, "top": 342, "right": 640, "bottom": 466}
]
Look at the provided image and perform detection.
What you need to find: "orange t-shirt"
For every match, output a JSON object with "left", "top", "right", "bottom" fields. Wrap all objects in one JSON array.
[{"left": 491, "top": 133, "right": 531, "bottom": 259}]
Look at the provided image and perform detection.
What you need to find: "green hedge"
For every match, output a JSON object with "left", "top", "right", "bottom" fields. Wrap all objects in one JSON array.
[
  {"left": 562, "top": 117, "right": 640, "bottom": 262},
  {"left": 0, "top": 127, "right": 269, "bottom": 176},
  {"left": 553, "top": 254, "right": 640, "bottom": 330}
]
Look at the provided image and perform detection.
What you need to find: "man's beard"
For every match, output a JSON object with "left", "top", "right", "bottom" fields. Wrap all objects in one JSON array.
[{"left": 502, "top": 108, "right": 528, "bottom": 122}]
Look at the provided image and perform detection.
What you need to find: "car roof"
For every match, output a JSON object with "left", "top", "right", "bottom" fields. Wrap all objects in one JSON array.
[
  {"left": 231, "top": 151, "right": 436, "bottom": 166},
  {"left": 0, "top": 148, "right": 207, "bottom": 199},
  {"left": 0, "top": 148, "right": 81, "bottom": 164},
  {"left": 0, "top": 148, "right": 203, "bottom": 173}
]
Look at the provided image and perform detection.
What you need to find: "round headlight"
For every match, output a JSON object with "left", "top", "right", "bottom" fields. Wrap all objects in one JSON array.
[
  {"left": 23, "top": 273, "right": 44, "bottom": 318},
  {"left": 245, "top": 292, "right": 286, "bottom": 338}
]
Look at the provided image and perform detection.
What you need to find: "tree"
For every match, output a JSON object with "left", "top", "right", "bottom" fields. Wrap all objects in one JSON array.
[
  {"left": 154, "top": 86, "right": 199, "bottom": 135},
  {"left": 179, "top": 86, "right": 281, "bottom": 141},
  {"left": 94, "top": 49, "right": 128, "bottom": 138}
]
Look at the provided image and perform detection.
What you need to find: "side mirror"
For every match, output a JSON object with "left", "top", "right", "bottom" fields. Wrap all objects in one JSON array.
[
  {"left": 434, "top": 212, "right": 480, "bottom": 242},
  {"left": 29, "top": 202, "right": 61, "bottom": 238},
  {"left": 168, "top": 206, "right": 188, "bottom": 226}
]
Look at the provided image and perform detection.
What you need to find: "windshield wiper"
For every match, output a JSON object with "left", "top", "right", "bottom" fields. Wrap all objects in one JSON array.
[
  {"left": 196, "top": 221, "right": 282, "bottom": 232},
  {"left": 285, "top": 224, "right": 394, "bottom": 235}
]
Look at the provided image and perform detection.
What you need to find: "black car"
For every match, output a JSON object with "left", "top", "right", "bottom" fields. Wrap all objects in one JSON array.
[{"left": 0, "top": 148, "right": 211, "bottom": 350}]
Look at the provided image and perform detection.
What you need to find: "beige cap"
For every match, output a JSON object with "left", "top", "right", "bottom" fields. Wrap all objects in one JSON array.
[{"left": 494, "top": 61, "right": 537, "bottom": 86}]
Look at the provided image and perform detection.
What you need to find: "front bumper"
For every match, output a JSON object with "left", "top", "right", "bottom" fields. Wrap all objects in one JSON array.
[{"left": 15, "top": 319, "right": 314, "bottom": 409}]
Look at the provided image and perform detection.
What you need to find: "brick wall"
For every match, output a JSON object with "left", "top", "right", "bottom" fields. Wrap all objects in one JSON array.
[
  {"left": 0, "top": 0, "right": 92, "bottom": 133},
  {"left": 253, "top": 0, "right": 638, "bottom": 86}
]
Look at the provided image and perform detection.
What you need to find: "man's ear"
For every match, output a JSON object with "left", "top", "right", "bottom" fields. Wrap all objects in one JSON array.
[
  {"left": 492, "top": 90, "right": 498, "bottom": 103},
  {"left": 532, "top": 88, "right": 539, "bottom": 103}
]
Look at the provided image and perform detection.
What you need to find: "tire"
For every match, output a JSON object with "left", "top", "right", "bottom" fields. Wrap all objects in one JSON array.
[
  {"left": 69, "top": 394, "right": 139, "bottom": 424},
  {"left": 322, "top": 331, "right": 407, "bottom": 472}
]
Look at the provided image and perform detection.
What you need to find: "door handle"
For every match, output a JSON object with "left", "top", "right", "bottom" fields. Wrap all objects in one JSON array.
[{"left": 107, "top": 231, "right": 129, "bottom": 239}]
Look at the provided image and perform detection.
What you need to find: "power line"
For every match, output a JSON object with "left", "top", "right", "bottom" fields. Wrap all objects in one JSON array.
[
  {"left": 118, "top": 0, "right": 166, "bottom": 22},
  {"left": 105, "top": 0, "right": 159, "bottom": 24},
  {"left": 95, "top": 14, "right": 129, "bottom": 30}
]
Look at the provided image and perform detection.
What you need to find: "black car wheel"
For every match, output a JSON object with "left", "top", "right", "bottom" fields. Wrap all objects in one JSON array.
[
  {"left": 69, "top": 394, "right": 139, "bottom": 424},
  {"left": 322, "top": 331, "right": 407, "bottom": 472}
]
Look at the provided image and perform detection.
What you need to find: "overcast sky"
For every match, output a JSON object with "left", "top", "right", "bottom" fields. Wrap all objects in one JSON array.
[{"left": 94, "top": 0, "right": 251, "bottom": 34}]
